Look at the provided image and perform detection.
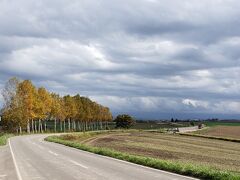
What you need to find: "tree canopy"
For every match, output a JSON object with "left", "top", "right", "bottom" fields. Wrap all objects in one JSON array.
[
  {"left": 1, "top": 77, "right": 112, "bottom": 132},
  {"left": 115, "top": 114, "right": 135, "bottom": 129}
]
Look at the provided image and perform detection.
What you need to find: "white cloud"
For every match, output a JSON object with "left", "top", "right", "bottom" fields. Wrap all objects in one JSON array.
[
  {"left": 213, "top": 101, "right": 240, "bottom": 114},
  {"left": 0, "top": 0, "right": 240, "bottom": 118},
  {"left": 182, "top": 99, "right": 209, "bottom": 108}
]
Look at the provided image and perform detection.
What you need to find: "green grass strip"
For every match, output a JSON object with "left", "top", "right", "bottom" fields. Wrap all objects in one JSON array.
[
  {"left": 0, "top": 133, "right": 14, "bottom": 146},
  {"left": 179, "top": 133, "right": 240, "bottom": 143},
  {"left": 45, "top": 135, "right": 240, "bottom": 180}
]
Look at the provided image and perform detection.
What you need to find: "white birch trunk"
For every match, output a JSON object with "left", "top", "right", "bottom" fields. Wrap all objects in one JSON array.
[
  {"left": 38, "top": 119, "right": 41, "bottom": 132},
  {"left": 34, "top": 120, "right": 37, "bottom": 133},
  {"left": 44, "top": 121, "right": 47, "bottom": 132},
  {"left": 32, "top": 119, "right": 34, "bottom": 133},
  {"left": 27, "top": 120, "right": 30, "bottom": 133},
  {"left": 68, "top": 119, "right": 70, "bottom": 131}
]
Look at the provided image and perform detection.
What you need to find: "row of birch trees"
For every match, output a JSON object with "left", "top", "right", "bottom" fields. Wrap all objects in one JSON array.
[{"left": 0, "top": 77, "right": 112, "bottom": 133}]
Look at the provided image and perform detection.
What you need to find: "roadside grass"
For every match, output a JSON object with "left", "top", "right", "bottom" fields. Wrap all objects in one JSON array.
[
  {"left": 45, "top": 134, "right": 240, "bottom": 180},
  {"left": 0, "top": 133, "right": 14, "bottom": 146}
]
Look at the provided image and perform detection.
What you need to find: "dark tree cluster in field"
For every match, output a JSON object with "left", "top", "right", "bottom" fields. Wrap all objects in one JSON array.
[
  {"left": 115, "top": 114, "right": 135, "bottom": 129},
  {"left": 171, "top": 118, "right": 179, "bottom": 122},
  {"left": 0, "top": 77, "right": 112, "bottom": 133}
]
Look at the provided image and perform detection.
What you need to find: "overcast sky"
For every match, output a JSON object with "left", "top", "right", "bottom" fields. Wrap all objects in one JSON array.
[{"left": 0, "top": 0, "right": 240, "bottom": 119}]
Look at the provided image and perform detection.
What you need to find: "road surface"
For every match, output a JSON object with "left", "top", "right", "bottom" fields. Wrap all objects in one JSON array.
[
  {"left": 178, "top": 126, "right": 199, "bottom": 133},
  {"left": 1, "top": 134, "right": 198, "bottom": 180},
  {"left": 0, "top": 145, "right": 17, "bottom": 180}
]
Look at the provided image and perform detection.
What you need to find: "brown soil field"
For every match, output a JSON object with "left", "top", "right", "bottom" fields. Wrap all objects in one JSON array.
[
  {"left": 194, "top": 126, "right": 240, "bottom": 139},
  {"left": 67, "top": 131, "right": 240, "bottom": 174}
]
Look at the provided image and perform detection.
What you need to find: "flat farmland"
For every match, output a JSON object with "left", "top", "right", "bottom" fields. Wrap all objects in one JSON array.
[
  {"left": 66, "top": 131, "right": 240, "bottom": 174},
  {"left": 194, "top": 126, "right": 240, "bottom": 139},
  {"left": 204, "top": 121, "right": 240, "bottom": 127}
]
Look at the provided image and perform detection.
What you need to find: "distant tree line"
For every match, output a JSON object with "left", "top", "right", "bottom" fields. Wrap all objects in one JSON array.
[{"left": 0, "top": 77, "right": 112, "bottom": 133}]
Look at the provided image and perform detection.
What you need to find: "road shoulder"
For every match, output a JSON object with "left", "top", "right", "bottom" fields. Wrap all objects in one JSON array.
[{"left": 0, "top": 143, "right": 17, "bottom": 180}]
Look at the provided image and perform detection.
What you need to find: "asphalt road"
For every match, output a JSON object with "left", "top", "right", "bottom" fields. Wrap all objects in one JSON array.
[
  {"left": 178, "top": 126, "right": 199, "bottom": 133},
  {"left": 0, "top": 145, "right": 17, "bottom": 180},
  {"left": 1, "top": 134, "right": 198, "bottom": 180}
]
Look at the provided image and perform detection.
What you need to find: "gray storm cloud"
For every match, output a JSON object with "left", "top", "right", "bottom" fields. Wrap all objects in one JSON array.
[{"left": 0, "top": 0, "right": 240, "bottom": 119}]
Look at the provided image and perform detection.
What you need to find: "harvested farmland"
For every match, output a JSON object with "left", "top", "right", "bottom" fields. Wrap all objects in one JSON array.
[
  {"left": 194, "top": 126, "right": 240, "bottom": 139},
  {"left": 65, "top": 131, "right": 240, "bottom": 174}
]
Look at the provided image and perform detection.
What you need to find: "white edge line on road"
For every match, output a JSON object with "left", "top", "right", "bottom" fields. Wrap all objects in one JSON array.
[
  {"left": 8, "top": 139, "right": 23, "bottom": 180},
  {"left": 46, "top": 140, "right": 198, "bottom": 180},
  {"left": 48, "top": 150, "right": 59, "bottom": 156},
  {"left": 69, "top": 160, "right": 88, "bottom": 169}
]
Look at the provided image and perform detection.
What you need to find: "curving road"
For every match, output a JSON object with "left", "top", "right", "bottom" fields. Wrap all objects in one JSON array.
[{"left": 1, "top": 135, "right": 198, "bottom": 180}]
